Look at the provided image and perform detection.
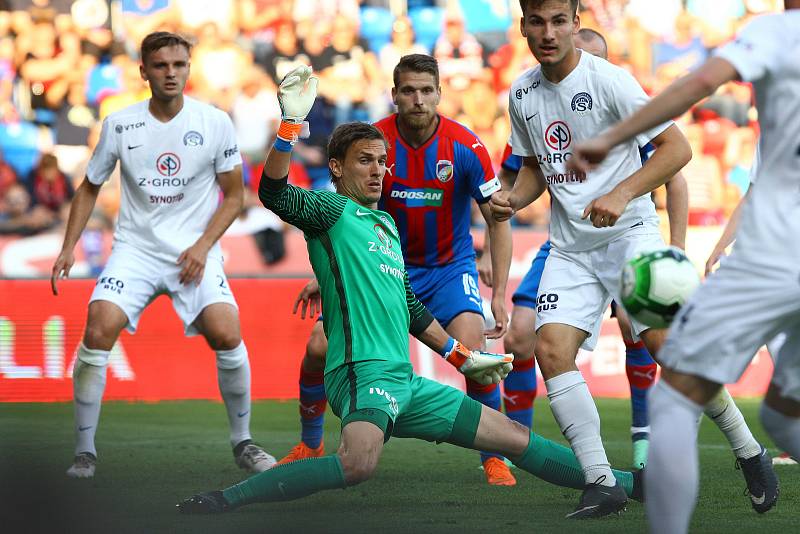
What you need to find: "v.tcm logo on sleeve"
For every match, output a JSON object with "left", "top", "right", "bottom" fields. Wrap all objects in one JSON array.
[{"left": 156, "top": 153, "right": 181, "bottom": 176}]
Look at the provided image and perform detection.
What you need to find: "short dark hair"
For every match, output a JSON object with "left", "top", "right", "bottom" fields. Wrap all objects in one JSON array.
[
  {"left": 392, "top": 54, "right": 439, "bottom": 88},
  {"left": 140, "top": 31, "right": 192, "bottom": 65},
  {"left": 576, "top": 28, "right": 608, "bottom": 58},
  {"left": 327, "top": 122, "right": 388, "bottom": 183},
  {"left": 519, "top": 0, "right": 579, "bottom": 17}
]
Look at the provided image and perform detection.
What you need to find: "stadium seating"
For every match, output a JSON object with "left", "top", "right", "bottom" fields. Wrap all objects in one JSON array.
[
  {"left": 0, "top": 121, "right": 50, "bottom": 178},
  {"left": 409, "top": 6, "right": 445, "bottom": 52},
  {"left": 360, "top": 6, "right": 395, "bottom": 53}
]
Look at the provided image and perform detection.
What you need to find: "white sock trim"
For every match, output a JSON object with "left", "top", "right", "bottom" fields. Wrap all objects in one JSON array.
[
  {"left": 78, "top": 342, "right": 110, "bottom": 367},
  {"left": 216, "top": 341, "right": 247, "bottom": 370}
]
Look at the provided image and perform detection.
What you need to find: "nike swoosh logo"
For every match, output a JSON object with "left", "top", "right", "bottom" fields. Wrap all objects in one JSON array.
[
  {"left": 525, "top": 112, "right": 539, "bottom": 121},
  {"left": 237, "top": 411, "right": 249, "bottom": 418},
  {"left": 629, "top": 221, "right": 644, "bottom": 228},
  {"left": 751, "top": 493, "right": 766, "bottom": 505},
  {"left": 356, "top": 209, "right": 370, "bottom": 216},
  {"left": 79, "top": 425, "right": 93, "bottom": 431},
  {"left": 127, "top": 145, "right": 142, "bottom": 150},
  {"left": 566, "top": 504, "right": 600, "bottom": 517}
]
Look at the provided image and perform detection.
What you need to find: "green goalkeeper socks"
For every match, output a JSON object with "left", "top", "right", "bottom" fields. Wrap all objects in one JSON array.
[
  {"left": 223, "top": 455, "right": 347, "bottom": 507},
  {"left": 511, "top": 432, "right": 634, "bottom": 496}
]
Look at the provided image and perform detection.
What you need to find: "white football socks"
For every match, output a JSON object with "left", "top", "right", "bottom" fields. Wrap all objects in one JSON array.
[
  {"left": 704, "top": 387, "right": 762, "bottom": 459},
  {"left": 73, "top": 344, "right": 109, "bottom": 457},
  {"left": 216, "top": 342, "right": 253, "bottom": 448},
  {"left": 760, "top": 403, "right": 800, "bottom": 460},
  {"left": 546, "top": 370, "right": 615, "bottom": 487},
  {"left": 646, "top": 380, "right": 703, "bottom": 534}
]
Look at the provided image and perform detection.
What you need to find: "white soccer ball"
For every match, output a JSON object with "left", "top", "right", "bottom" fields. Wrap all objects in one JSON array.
[{"left": 620, "top": 247, "right": 701, "bottom": 329}]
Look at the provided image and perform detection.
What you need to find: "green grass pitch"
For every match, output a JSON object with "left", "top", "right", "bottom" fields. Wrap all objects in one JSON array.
[{"left": 2, "top": 399, "right": 797, "bottom": 533}]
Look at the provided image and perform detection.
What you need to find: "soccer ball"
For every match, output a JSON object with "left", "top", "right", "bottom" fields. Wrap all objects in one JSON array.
[{"left": 620, "top": 247, "right": 700, "bottom": 329}]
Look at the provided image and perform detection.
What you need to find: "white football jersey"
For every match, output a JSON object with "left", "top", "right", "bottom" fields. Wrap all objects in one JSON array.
[
  {"left": 509, "top": 51, "right": 671, "bottom": 252},
  {"left": 715, "top": 11, "right": 800, "bottom": 261},
  {"left": 87, "top": 96, "right": 242, "bottom": 262}
]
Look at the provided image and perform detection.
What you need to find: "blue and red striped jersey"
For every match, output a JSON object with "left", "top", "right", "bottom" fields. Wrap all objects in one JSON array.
[{"left": 376, "top": 114, "right": 500, "bottom": 267}]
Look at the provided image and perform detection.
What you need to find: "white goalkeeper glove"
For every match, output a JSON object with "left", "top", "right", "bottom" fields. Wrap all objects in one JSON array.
[
  {"left": 443, "top": 339, "right": 514, "bottom": 386},
  {"left": 278, "top": 65, "right": 318, "bottom": 124}
]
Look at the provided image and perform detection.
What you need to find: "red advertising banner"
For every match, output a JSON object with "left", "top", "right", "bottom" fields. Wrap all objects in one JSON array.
[{"left": 0, "top": 279, "right": 772, "bottom": 402}]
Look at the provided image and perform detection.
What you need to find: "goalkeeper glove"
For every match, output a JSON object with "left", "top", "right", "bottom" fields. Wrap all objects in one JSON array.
[
  {"left": 275, "top": 65, "right": 318, "bottom": 150},
  {"left": 441, "top": 338, "right": 514, "bottom": 386}
]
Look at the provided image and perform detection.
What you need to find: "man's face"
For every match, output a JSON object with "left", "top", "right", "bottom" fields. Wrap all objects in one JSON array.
[
  {"left": 140, "top": 45, "right": 190, "bottom": 100},
  {"left": 520, "top": 0, "right": 579, "bottom": 66},
  {"left": 392, "top": 70, "right": 440, "bottom": 131},
  {"left": 331, "top": 139, "right": 387, "bottom": 206}
]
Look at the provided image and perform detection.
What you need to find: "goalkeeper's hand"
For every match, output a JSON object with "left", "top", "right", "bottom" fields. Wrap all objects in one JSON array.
[
  {"left": 278, "top": 65, "right": 318, "bottom": 124},
  {"left": 444, "top": 340, "right": 513, "bottom": 385}
]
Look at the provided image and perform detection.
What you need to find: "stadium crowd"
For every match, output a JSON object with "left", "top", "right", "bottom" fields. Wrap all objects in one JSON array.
[{"left": 0, "top": 0, "right": 783, "bottom": 245}]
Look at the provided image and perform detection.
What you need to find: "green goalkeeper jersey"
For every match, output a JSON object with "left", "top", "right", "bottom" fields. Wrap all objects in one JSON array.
[{"left": 260, "top": 178, "right": 433, "bottom": 373}]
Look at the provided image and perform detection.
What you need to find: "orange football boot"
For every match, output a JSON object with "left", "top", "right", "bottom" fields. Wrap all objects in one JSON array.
[
  {"left": 483, "top": 457, "right": 517, "bottom": 486},
  {"left": 276, "top": 441, "right": 325, "bottom": 466}
]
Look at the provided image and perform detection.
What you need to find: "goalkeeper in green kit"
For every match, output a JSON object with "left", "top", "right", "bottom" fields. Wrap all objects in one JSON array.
[{"left": 177, "top": 65, "right": 643, "bottom": 515}]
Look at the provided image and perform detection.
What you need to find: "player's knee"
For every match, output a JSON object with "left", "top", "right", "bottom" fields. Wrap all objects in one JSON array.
[
  {"left": 306, "top": 328, "right": 328, "bottom": 363},
  {"left": 504, "top": 326, "right": 535, "bottom": 361},
  {"left": 206, "top": 330, "right": 242, "bottom": 352},
  {"left": 83, "top": 323, "right": 117, "bottom": 351},
  {"left": 216, "top": 341, "right": 248, "bottom": 370}
]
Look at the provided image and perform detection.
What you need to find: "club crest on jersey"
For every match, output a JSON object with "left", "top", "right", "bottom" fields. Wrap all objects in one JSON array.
[
  {"left": 571, "top": 92, "right": 593, "bottom": 115},
  {"left": 373, "top": 224, "right": 393, "bottom": 248},
  {"left": 156, "top": 153, "right": 181, "bottom": 176},
  {"left": 183, "top": 130, "right": 204, "bottom": 146},
  {"left": 436, "top": 159, "right": 453, "bottom": 183}
]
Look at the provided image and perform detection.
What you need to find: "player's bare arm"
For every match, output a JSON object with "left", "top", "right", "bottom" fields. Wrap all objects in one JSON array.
[
  {"left": 476, "top": 230, "right": 492, "bottom": 287},
  {"left": 581, "top": 124, "right": 691, "bottom": 228},
  {"left": 489, "top": 156, "right": 547, "bottom": 222},
  {"left": 705, "top": 185, "right": 752, "bottom": 275},
  {"left": 293, "top": 278, "right": 321, "bottom": 319},
  {"left": 478, "top": 201, "right": 511, "bottom": 338},
  {"left": 177, "top": 165, "right": 244, "bottom": 286},
  {"left": 665, "top": 171, "right": 689, "bottom": 249},
  {"left": 51, "top": 178, "right": 102, "bottom": 295},
  {"left": 569, "top": 57, "right": 739, "bottom": 172}
]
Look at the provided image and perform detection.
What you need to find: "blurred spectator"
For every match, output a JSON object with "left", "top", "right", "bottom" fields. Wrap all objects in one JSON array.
[
  {"left": 317, "top": 14, "right": 383, "bottom": 125},
  {"left": 190, "top": 22, "right": 252, "bottom": 111},
  {"left": 55, "top": 79, "right": 96, "bottom": 147},
  {"left": 488, "top": 23, "right": 537, "bottom": 96},
  {"left": 0, "top": 147, "right": 18, "bottom": 208},
  {"left": 24, "top": 152, "right": 73, "bottom": 221},
  {"left": 119, "top": 0, "right": 175, "bottom": 48},
  {"left": 723, "top": 126, "right": 758, "bottom": 195},
  {"left": 237, "top": 0, "right": 293, "bottom": 64},
  {"left": 681, "top": 124, "right": 725, "bottom": 226},
  {"left": 686, "top": 0, "right": 745, "bottom": 46},
  {"left": 232, "top": 65, "right": 281, "bottom": 163},
  {"left": 0, "top": 35, "right": 17, "bottom": 121},
  {"left": 70, "top": 123, "right": 120, "bottom": 221},
  {"left": 433, "top": 14, "right": 482, "bottom": 89},
  {"left": 174, "top": 0, "right": 238, "bottom": 41},
  {"left": 378, "top": 16, "right": 428, "bottom": 85},
  {"left": 652, "top": 10, "right": 708, "bottom": 78},
  {"left": 0, "top": 182, "right": 55, "bottom": 235},
  {"left": 17, "top": 14, "right": 80, "bottom": 121},
  {"left": 260, "top": 19, "right": 310, "bottom": 85},
  {"left": 292, "top": 0, "right": 359, "bottom": 28},
  {"left": 98, "top": 54, "right": 150, "bottom": 118}
]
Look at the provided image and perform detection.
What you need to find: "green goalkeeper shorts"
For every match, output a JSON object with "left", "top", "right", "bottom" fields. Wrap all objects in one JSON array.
[{"left": 325, "top": 359, "right": 465, "bottom": 443}]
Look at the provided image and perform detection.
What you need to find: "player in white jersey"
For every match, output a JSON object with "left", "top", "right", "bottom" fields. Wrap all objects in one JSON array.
[
  {"left": 51, "top": 32, "right": 275, "bottom": 479},
  {"left": 491, "top": 0, "right": 773, "bottom": 519},
  {"left": 569, "top": 3, "right": 800, "bottom": 532}
]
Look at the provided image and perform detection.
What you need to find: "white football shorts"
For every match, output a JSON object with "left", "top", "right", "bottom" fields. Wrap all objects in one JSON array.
[
  {"left": 659, "top": 254, "right": 800, "bottom": 401},
  {"left": 89, "top": 243, "right": 238, "bottom": 336},
  {"left": 535, "top": 228, "right": 665, "bottom": 350}
]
